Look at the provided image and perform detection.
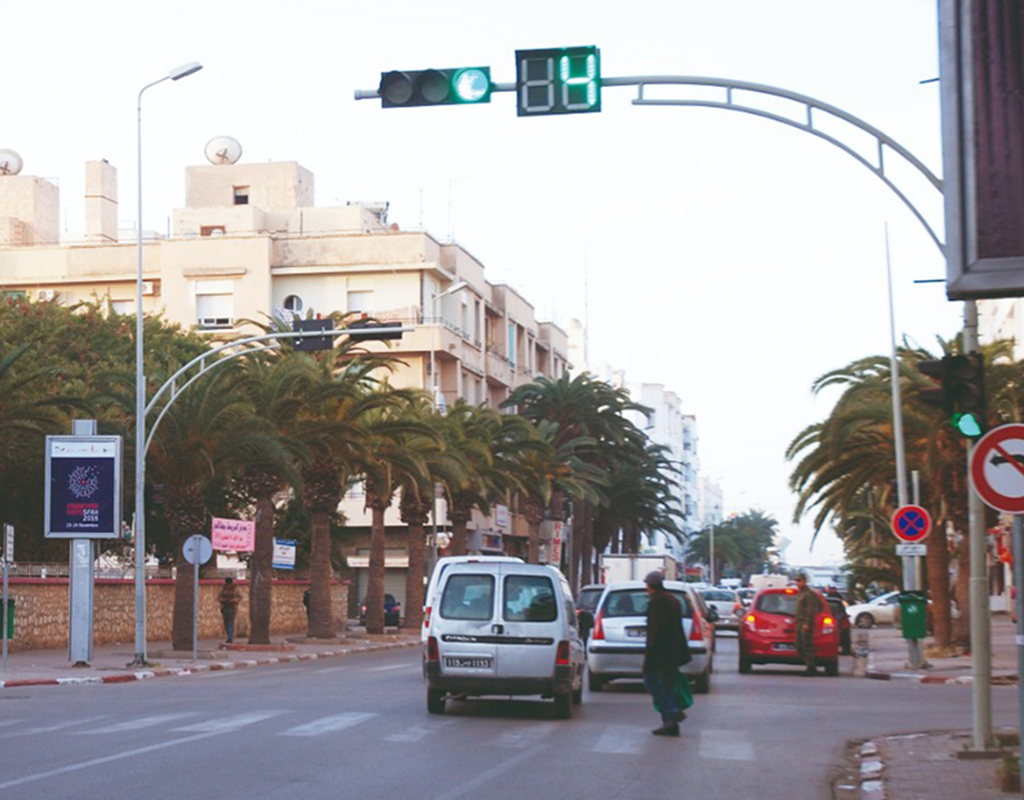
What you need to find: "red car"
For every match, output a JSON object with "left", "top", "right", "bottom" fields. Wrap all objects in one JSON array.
[{"left": 738, "top": 586, "right": 840, "bottom": 676}]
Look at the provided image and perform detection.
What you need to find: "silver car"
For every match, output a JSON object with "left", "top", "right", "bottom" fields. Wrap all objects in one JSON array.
[
  {"left": 700, "top": 588, "right": 743, "bottom": 630},
  {"left": 586, "top": 580, "right": 715, "bottom": 693}
]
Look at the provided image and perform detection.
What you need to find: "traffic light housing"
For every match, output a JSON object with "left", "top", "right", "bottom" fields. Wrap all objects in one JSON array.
[
  {"left": 345, "top": 319, "right": 404, "bottom": 341},
  {"left": 515, "top": 46, "right": 601, "bottom": 117},
  {"left": 917, "top": 352, "right": 985, "bottom": 437},
  {"left": 293, "top": 319, "right": 334, "bottom": 351},
  {"left": 379, "top": 67, "right": 491, "bottom": 108}
]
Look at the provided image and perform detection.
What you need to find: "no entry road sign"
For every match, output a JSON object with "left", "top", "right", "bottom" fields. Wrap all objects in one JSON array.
[
  {"left": 970, "top": 424, "right": 1024, "bottom": 514},
  {"left": 891, "top": 505, "right": 931, "bottom": 543}
]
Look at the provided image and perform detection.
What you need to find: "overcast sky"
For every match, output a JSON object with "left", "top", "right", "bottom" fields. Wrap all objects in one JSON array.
[{"left": 4, "top": 0, "right": 963, "bottom": 566}]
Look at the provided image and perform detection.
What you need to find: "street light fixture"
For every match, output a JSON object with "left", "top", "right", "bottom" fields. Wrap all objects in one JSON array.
[
  {"left": 428, "top": 279, "right": 468, "bottom": 409},
  {"left": 131, "top": 61, "right": 203, "bottom": 667}
]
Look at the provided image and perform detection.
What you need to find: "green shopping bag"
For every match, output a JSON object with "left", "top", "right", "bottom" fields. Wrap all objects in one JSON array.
[{"left": 652, "top": 670, "right": 693, "bottom": 713}]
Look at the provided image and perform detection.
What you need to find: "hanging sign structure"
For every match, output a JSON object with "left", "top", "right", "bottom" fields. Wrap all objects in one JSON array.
[
  {"left": 891, "top": 505, "right": 932, "bottom": 543},
  {"left": 970, "top": 424, "right": 1024, "bottom": 514}
]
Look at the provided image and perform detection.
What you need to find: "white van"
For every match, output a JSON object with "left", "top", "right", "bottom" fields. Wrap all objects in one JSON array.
[
  {"left": 422, "top": 555, "right": 524, "bottom": 642},
  {"left": 423, "top": 562, "right": 585, "bottom": 718}
]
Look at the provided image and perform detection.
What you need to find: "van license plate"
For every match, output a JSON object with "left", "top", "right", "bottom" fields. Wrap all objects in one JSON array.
[
  {"left": 773, "top": 643, "right": 796, "bottom": 652},
  {"left": 626, "top": 627, "right": 646, "bottom": 638},
  {"left": 445, "top": 657, "right": 492, "bottom": 669}
]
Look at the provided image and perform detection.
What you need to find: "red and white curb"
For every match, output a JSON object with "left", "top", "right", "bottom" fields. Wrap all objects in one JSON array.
[
  {"left": 857, "top": 741, "right": 886, "bottom": 800},
  {"left": 0, "top": 641, "right": 418, "bottom": 689}
]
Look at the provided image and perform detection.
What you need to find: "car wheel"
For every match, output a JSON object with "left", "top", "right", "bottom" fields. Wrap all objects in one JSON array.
[
  {"left": 427, "top": 688, "right": 446, "bottom": 714},
  {"left": 739, "top": 656, "right": 752, "bottom": 674},
  {"left": 855, "top": 613, "right": 875, "bottom": 629},
  {"left": 588, "top": 670, "right": 605, "bottom": 692},
  {"left": 554, "top": 692, "right": 572, "bottom": 719},
  {"left": 825, "top": 660, "right": 839, "bottom": 677},
  {"left": 693, "top": 666, "right": 711, "bottom": 694}
]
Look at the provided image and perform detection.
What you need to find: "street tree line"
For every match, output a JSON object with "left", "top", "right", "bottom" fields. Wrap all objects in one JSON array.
[
  {"left": 0, "top": 298, "right": 683, "bottom": 647},
  {"left": 787, "top": 336, "right": 1023, "bottom": 650}
]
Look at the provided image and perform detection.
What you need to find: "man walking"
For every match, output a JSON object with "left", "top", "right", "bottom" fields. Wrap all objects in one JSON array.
[
  {"left": 794, "top": 572, "right": 823, "bottom": 676},
  {"left": 219, "top": 577, "right": 241, "bottom": 643},
  {"left": 642, "top": 570, "right": 686, "bottom": 737}
]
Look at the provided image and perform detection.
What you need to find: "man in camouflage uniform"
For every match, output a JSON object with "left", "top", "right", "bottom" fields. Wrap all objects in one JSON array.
[{"left": 794, "top": 573, "right": 823, "bottom": 676}]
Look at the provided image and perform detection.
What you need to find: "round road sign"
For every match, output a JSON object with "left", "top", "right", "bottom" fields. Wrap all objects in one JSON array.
[
  {"left": 182, "top": 534, "right": 213, "bottom": 565},
  {"left": 970, "top": 424, "right": 1024, "bottom": 513},
  {"left": 891, "top": 505, "right": 931, "bottom": 543}
]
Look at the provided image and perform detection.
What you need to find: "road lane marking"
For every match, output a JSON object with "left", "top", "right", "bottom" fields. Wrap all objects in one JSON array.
[
  {"left": 593, "top": 724, "right": 647, "bottom": 755},
  {"left": 76, "top": 713, "right": 198, "bottom": 735},
  {"left": 312, "top": 665, "right": 351, "bottom": 674},
  {"left": 698, "top": 729, "right": 755, "bottom": 761},
  {"left": 495, "top": 721, "right": 559, "bottom": 749},
  {"left": 366, "top": 663, "right": 413, "bottom": 672},
  {"left": 279, "top": 712, "right": 376, "bottom": 737},
  {"left": 173, "top": 710, "right": 286, "bottom": 732},
  {"left": 429, "top": 745, "right": 544, "bottom": 800},
  {"left": 384, "top": 720, "right": 455, "bottom": 743},
  {"left": 1, "top": 716, "right": 108, "bottom": 738}
]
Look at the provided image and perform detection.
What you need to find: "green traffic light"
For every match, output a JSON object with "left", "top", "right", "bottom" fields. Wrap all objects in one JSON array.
[
  {"left": 952, "top": 412, "right": 983, "bottom": 437},
  {"left": 453, "top": 68, "right": 490, "bottom": 103}
]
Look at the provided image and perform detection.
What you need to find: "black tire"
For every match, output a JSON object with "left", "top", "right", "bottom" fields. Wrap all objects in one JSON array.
[
  {"left": 572, "top": 683, "right": 583, "bottom": 705},
  {"left": 855, "top": 613, "right": 875, "bottom": 629},
  {"left": 588, "top": 670, "right": 605, "bottom": 692},
  {"left": 427, "top": 688, "right": 446, "bottom": 714},
  {"left": 825, "top": 659, "right": 839, "bottom": 677},
  {"left": 739, "top": 656, "right": 752, "bottom": 674},
  {"left": 554, "top": 692, "right": 572, "bottom": 719}
]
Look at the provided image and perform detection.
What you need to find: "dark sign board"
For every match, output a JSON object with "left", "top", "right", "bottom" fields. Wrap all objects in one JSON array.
[
  {"left": 45, "top": 436, "right": 123, "bottom": 539},
  {"left": 940, "top": 0, "right": 1024, "bottom": 299}
]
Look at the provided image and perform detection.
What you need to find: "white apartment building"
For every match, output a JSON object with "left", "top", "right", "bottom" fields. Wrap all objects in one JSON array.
[{"left": 0, "top": 147, "right": 570, "bottom": 606}]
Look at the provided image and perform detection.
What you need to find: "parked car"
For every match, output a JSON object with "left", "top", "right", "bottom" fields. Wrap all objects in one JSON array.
[
  {"left": 846, "top": 590, "right": 901, "bottom": 629},
  {"left": 360, "top": 593, "right": 401, "bottom": 627},
  {"left": 423, "top": 562, "right": 584, "bottom": 718},
  {"left": 576, "top": 584, "right": 604, "bottom": 643},
  {"left": 422, "top": 555, "right": 524, "bottom": 641},
  {"left": 700, "top": 588, "right": 743, "bottom": 630},
  {"left": 586, "top": 580, "right": 716, "bottom": 694},
  {"left": 825, "top": 595, "right": 852, "bottom": 655},
  {"left": 738, "top": 586, "right": 840, "bottom": 676}
]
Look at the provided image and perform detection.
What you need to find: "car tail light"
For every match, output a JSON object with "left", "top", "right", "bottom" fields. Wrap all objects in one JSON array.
[
  {"left": 556, "top": 640, "right": 570, "bottom": 666},
  {"left": 821, "top": 616, "right": 836, "bottom": 635},
  {"left": 426, "top": 636, "right": 440, "bottom": 662},
  {"left": 743, "top": 613, "right": 758, "bottom": 632},
  {"left": 689, "top": 612, "right": 704, "bottom": 642},
  {"left": 733, "top": 602, "right": 742, "bottom": 615},
  {"left": 423, "top": 605, "right": 432, "bottom": 629},
  {"left": 592, "top": 610, "right": 605, "bottom": 640}
]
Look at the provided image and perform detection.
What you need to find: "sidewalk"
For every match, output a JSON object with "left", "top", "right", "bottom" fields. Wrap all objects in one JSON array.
[
  {"left": 849, "top": 614, "right": 1021, "bottom": 800},
  {"left": 0, "top": 628, "right": 421, "bottom": 688}
]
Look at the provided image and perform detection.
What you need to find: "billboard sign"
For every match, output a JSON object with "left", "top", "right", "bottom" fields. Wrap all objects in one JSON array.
[
  {"left": 211, "top": 517, "right": 256, "bottom": 552},
  {"left": 45, "top": 436, "right": 122, "bottom": 539}
]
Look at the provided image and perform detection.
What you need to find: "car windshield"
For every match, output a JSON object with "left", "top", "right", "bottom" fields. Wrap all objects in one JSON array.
[
  {"left": 439, "top": 574, "right": 494, "bottom": 620},
  {"left": 702, "top": 591, "right": 736, "bottom": 602},
  {"left": 601, "top": 589, "right": 693, "bottom": 618},
  {"left": 755, "top": 592, "right": 800, "bottom": 616},
  {"left": 503, "top": 575, "right": 557, "bottom": 622},
  {"left": 576, "top": 588, "right": 602, "bottom": 614}
]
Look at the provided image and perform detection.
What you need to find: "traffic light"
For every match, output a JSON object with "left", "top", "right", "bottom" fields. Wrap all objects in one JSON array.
[
  {"left": 379, "top": 67, "right": 491, "bottom": 108},
  {"left": 293, "top": 319, "right": 334, "bottom": 351},
  {"left": 515, "top": 46, "right": 601, "bottom": 117},
  {"left": 916, "top": 353, "right": 985, "bottom": 437},
  {"left": 345, "top": 319, "right": 404, "bottom": 341}
]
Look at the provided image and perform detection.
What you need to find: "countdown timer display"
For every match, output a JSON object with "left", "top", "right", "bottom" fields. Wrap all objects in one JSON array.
[{"left": 515, "top": 46, "right": 601, "bottom": 117}]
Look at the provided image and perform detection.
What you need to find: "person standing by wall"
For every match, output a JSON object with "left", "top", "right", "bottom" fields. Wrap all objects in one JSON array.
[
  {"left": 794, "top": 573, "right": 824, "bottom": 676},
  {"left": 219, "top": 577, "right": 242, "bottom": 644},
  {"left": 642, "top": 570, "right": 687, "bottom": 737}
]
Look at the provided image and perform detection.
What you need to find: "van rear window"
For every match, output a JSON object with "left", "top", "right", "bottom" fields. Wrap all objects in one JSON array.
[
  {"left": 503, "top": 575, "right": 556, "bottom": 622},
  {"left": 440, "top": 575, "right": 494, "bottom": 621}
]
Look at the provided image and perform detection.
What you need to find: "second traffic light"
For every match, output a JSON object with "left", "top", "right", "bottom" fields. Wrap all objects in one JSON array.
[
  {"left": 917, "top": 352, "right": 985, "bottom": 437},
  {"left": 379, "top": 67, "right": 491, "bottom": 108}
]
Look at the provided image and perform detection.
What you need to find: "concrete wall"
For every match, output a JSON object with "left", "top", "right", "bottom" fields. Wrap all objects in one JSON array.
[{"left": 2, "top": 578, "right": 348, "bottom": 652}]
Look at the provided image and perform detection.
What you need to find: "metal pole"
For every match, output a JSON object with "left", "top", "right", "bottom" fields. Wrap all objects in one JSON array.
[
  {"left": 192, "top": 535, "right": 200, "bottom": 662},
  {"left": 2, "top": 559, "right": 7, "bottom": 671},
  {"left": 1012, "top": 514, "right": 1024, "bottom": 777},
  {"left": 710, "top": 523, "right": 715, "bottom": 586},
  {"left": 963, "top": 300, "right": 993, "bottom": 749}
]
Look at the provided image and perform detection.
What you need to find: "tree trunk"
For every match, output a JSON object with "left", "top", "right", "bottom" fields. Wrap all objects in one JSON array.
[
  {"left": 925, "top": 521, "right": 952, "bottom": 647},
  {"left": 523, "top": 495, "right": 545, "bottom": 564},
  {"left": 365, "top": 485, "right": 391, "bottom": 635},
  {"left": 171, "top": 532, "right": 196, "bottom": 651},
  {"left": 248, "top": 493, "right": 275, "bottom": 644},
  {"left": 580, "top": 501, "right": 595, "bottom": 586},
  {"left": 448, "top": 497, "right": 473, "bottom": 556},
  {"left": 400, "top": 491, "right": 432, "bottom": 632},
  {"left": 953, "top": 538, "right": 971, "bottom": 648},
  {"left": 307, "top": 509, "right": 335, "bottom": 638}
]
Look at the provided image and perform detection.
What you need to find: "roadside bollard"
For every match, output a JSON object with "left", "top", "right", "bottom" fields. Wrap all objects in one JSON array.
[{"left": 853, "top": 632, "right": 869, "bottom": 677}]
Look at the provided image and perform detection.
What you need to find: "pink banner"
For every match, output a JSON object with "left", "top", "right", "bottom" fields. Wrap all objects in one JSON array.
[{"left": 211, "top": 516, "right": 255, "bottom": 552}]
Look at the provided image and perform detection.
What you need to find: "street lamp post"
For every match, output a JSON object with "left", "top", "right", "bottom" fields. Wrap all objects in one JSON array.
[
  {"left": 428, "top": 279, "right": 468, "bottom": 408},
  {"left": 131, "top": 61, "right": 203, "bottom": 667}
]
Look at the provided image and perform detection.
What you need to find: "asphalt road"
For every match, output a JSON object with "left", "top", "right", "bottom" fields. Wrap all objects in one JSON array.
[{"left": 0, "top": 635, "right": 1017, "bottom": 800}]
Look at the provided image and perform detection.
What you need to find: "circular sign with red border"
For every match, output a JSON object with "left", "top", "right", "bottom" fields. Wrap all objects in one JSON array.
[
  {"left": 970, "top": 424, "right": 1024, "bottom": 514},
  {"left": 890, "top": 505, "right": 931, "bottom": 543}
]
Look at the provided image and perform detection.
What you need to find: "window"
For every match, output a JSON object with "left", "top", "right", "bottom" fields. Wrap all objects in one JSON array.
[
  {"left": 195, "top": 279, "right": 235, "bottom": 329},
  {"left": 440, "top": 574, "right": 494, "bottom": 620},
  {"left": 1, "top": 290, "right": 26, "bottom": 302},
  {"left": 110, "top": 299, "right": 135, "bottom": 316},
  {"left": 283, "top": 294, "right": 304, "bottom": 313},
  {"left": 233, "top": 186, "right": 249, "bottom": 206},
  {"left": 200, "top": 226, "right": 226, "bottom": 237},
  {"left": 347, "top": 290, "right": 373, "bottom": 314},
  {"left": 756, "top": 593, "right": 799, "bottom": 616},
  {"left": 508, "top": 323, "right": 517, "bottom": 368},
  {"left": 503, "top": 575, "right": 557, "bottom": 622}
]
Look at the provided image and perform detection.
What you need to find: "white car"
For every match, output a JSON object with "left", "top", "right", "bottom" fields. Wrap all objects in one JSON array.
[
  {"left": 586, "top": 580, "right": 715, "bottom": 693},
  {"left": 847, "top": 590, "right": 901, "bottom": 628},
  {"left": 699, "top": 588, "right": 742, "bottom": 630}
]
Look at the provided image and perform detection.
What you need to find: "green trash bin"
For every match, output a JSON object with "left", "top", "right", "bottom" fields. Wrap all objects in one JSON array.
[
  {"left": 898, "top": 591, "right": 927, "bottom": 640},
  {"left": 1, "top": 599, "right": 12, "bottom": 640}
]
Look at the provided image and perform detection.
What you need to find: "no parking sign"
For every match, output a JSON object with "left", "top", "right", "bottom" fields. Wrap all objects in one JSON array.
[{"left": 891, "top": 505, "right": 931, "bottom": 543}]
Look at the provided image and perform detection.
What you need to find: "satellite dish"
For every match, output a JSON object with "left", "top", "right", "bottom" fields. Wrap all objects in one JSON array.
[
  {"left": 0, "top": 149, "right": 24, "bottom": 176},
  {"left": 204, "top": 136, "right": 242, "bottom": 165}
]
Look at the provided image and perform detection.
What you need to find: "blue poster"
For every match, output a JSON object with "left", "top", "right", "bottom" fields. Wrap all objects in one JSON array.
[{"left": 45, "top": 436, "right": 122, "bottom": 539}]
